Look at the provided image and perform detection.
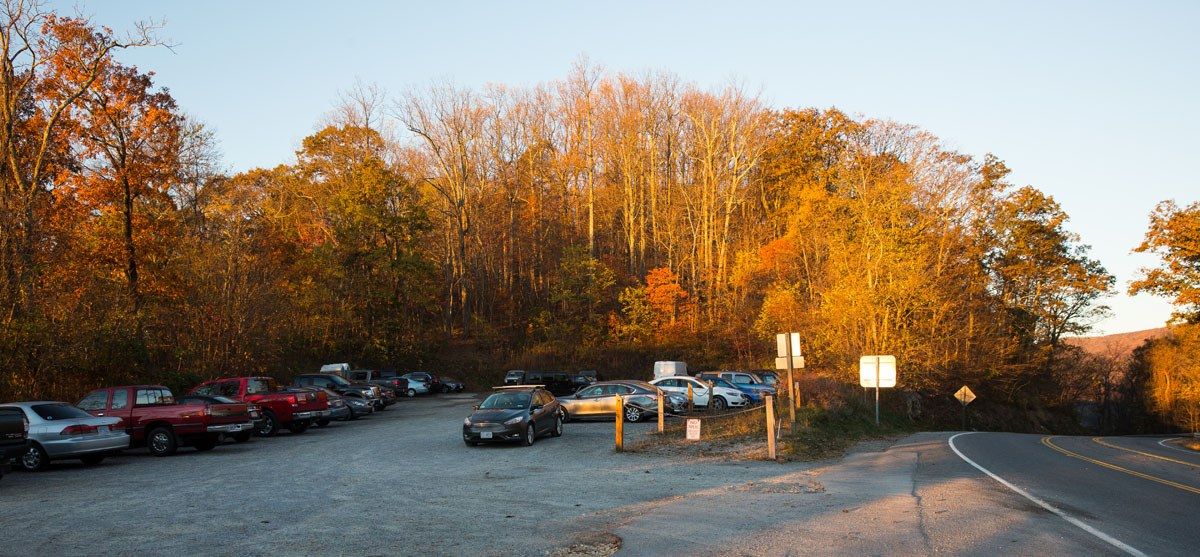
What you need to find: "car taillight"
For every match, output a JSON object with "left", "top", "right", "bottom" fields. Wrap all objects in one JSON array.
[
  {"left": 287, "top": 394, "right": 298, "bottom": 406},
  {"left": 60, "top": 424, "right": 98, "bottom": 436},
  {"left": 22, "top": 418, "right": 29, "bottom": 434}
]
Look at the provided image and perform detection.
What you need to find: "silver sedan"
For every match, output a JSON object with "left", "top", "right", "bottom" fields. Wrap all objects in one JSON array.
[{"left": 0, "top": 401, "right": 129, "bottom": 471}]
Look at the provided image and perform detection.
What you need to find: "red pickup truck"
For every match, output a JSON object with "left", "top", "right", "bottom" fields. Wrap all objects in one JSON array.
[
  {"left": 189, "top": 376, "right": 329, "bottom": 436},
  {"left": 77, "top": 385, "right": 254, "bottom": 457}
]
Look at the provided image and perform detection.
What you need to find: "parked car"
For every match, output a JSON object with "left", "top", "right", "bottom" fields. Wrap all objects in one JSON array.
[
  {"left": 0, "top": 406, "right": 29, "bottom": 480},
  {"left": 649, "top": 376, "right": 751, "bottom": 411},
  {"left": 501, "top": 370, "right": 574, "bottom": 396},
  {"left": 754, "top": 370, "right": 781, "bottom": 387},
  {"left": 462, "top": 386, "right": 562, "bottom": 446},
  {"left": 558, "top": 380, "right": 685, "bottom": 423},
  {"left": 441, "top": 378, "right": 465, "bottom": 393},
  {"left": 363, "top": 376, "right": 410, "bottom": 399},
  {"left": 341, "top": 392, "right": 375, "bottom": 418},
  {"left": 283, "top": 387, "right": 351, "bottom": 425},
  {"left": 292, "top": 374, "right": 384, "bottom": 411},
  {"left": 174, "top": 395, "right": 265, "bottom": 442},
  {"left": 403, "top": 378, "right": 430, "bottom": 397},
  {"left": 696, "top": 372, "right": 774, "bottom": 403},
  {"left": 188, "top": 377, "right": 328, "bottom": 437},
  {"left": 0, "top": 401, "right": 128, "bottom": 471},
  {"left": 77, "top": 385, "right": 253, "bottom": 456},
  {"left": 402, "top": 372, "right": 444, "bottom": 394}
]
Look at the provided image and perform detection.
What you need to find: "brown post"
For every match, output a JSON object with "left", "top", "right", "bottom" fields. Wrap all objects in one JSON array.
[
  {"left": 687, "top": 382, "right": 694, "bottom": 413},
  {"left": 794, "top": 381, "right": 802, "bottom": 409},
  {"left": 657, "top": 392, "right": 665, "bottom": 433},
  {"left": 615, "top": 394, "right": 624, "bottom": 451},
  {"left": 766, "top": 394, "right": 777, "bottom": 460},
  {"left": 706, "top": 380, "right": 714, "bottom": 411}
]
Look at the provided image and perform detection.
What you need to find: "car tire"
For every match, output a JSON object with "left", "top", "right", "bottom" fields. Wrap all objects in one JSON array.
[
  {"left": 80, "top": 454, "right": 105, "bottom": 466},
  {"left": 192, "top": 435, "right": 218, "bottom": 452},
  {"left": 551, "top": 415, "right": 563, "bottom": 437},
  {"left": 257, "top": 411, "right": 280, "bottom": 437},
  {"left": 713, "top": 396, "right": 728, "bottom": 411},
  {"left": 287, "top": 421, "right": 310, "bottom": 434},
  {"left": 625, "top": 405, "right": 643, "bottom": 423},
  {"left": 315, "top": 418, "right": 330, "bottom": 428},
  {"left": 346, "top": 407, "right": 358, "bottom": 421},
  {"left": 147, "top": 427, "right": 178, "bottom": 457},
  {"left": 20, "top": 444, "right": 49, "bottom": 471},
  {"left": 523, "top": 424, "right": 536, "bottom": 446},
  {"left": 232, "top": 432, "right": 253, "bottom": 443},
  {"left": 406, "top": 388, "right": 416, "bottom": 397}
]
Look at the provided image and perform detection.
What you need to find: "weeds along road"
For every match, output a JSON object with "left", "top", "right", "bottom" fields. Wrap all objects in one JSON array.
[{"left": 4, "top": 395, "right": 1198, "bottom": 556}]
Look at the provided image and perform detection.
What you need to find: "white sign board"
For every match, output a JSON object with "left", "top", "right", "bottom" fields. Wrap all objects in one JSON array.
[
  {"left": 859, "top": 355, "right": 897, "bottom": 388},
  {"left": 775, "top": 356, "right": 805, "bottom": 370},
  {"left": 686, "top": 419, "right": 701, "bottom": 441},
  {"left": 776, "top": 332, "right": 802, "bottom": 358}
]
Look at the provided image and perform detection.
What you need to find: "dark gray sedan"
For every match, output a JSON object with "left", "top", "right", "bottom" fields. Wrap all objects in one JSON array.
[{"left": 0, "top": 401, "right": 129, "bottom": 471}]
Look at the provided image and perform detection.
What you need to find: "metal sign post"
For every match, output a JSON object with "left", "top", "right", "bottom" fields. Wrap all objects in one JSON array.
[
  {"left": 954, "top": 386, "right": 976, "bottom": 430},
  {"left": 859, "top": 355, "right": 897, "bottom": 426}
]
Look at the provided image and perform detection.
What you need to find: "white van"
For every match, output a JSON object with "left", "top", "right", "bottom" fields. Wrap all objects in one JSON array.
[{"left": 652, "top": 361, "right": 688, "bottom": 380}]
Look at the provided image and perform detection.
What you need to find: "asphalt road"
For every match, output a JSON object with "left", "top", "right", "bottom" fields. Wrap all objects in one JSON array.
[{"left": 3, "top": 396, "right": 1198, "bottom": 556}]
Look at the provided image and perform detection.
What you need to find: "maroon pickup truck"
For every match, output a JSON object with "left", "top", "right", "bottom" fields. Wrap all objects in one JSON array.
[
  {"left": 189, "top": 376, "right": 329, "bottom": 436},
  {"left": 77, "top": 385, "right": 254, "bottom": 457}
]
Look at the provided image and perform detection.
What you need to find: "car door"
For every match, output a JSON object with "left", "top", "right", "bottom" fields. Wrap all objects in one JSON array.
[
  {"left": 532, "top": 391, "right": 553, "bottom": 433},
  {"left": 683, "top": 378, "right": 710, "bottom": 406},
  {"left": 572, "top": 385, "right": 605, "bottom": 417}
]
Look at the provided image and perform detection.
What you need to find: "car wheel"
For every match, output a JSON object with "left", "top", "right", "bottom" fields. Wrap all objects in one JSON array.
[
  {"left": 523, "top": 424, "right": 536, "bottom": 446},
  {"left": 287, "top": 420, "right": 310, "bottom": 434},
  {"left": 625, "top": 405, "right": 643, "bottom": 423},
  {"left": 192, "top": 435, "right": 218, "bottom": 452},
  {"left": 315, "top": 418, "right": 330, "bottom": 428},
  {"left": 232, "top": 432, "right": 253, "bottom": 443},
  {"left": 464, "top": 438, "right": 478, "bottom": 447},
  {"left": 560, "top": 409, "right": 571, "bottom": 423},
  {"left": 406, "top": 388, "right": 416, "bottom": 397},
  {"left": 80, "top": 454, "right": 105, "bottom": 466},
  {"left": 551, "top": 415, "right": 563, "bottom": 437},
  {"left": 346, "top": 407, "right": 358, "bottom": 421},
  {"left": 20, "top": 444, "right": 49, "bottom": 471},
  {"left": 147, "top": 427, "right": 178, "bottom": 457},
  {"left": 713, "top": 396, "right": 728, "bottom": 411},
  {"left": 257, "top": 411, "right": 279, "bottom": 437}
]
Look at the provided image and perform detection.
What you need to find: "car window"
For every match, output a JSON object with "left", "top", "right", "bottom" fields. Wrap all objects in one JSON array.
[
  {"left": 505, "top": 371, "right": 523, "bottom": 380},
  {"left": 246, "top": 378, "right": 275, "bottom": 394},
  {"left": 111, "top": 388, "right": 129, "bottom": 409},
  {"left": 733, "top": 375, "right": 751, "bottom": 384},
  {"left": 192, "top": 383, "right": 218, "bottom": 396},
  {"left": 30, "top": 403, "right": 91, "bottom": 420},
  {"left": 78, "top": 390, "right": 108, "bottom": 410},
  {"left": 579, "top": 386, "right": 604, "bottom": 398},
  {"left": 218, "top": 381, "right": 241, "bottom": 398},
  {"left": 135, "top": 388, "right": 170, "bottom": 406},
  {"left": 479, "top": 392, "right": 530, "bottom": 409}
]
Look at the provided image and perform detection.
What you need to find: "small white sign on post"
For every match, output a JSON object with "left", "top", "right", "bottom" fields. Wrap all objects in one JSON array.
[
  {"left": 776, "top": 332, "right": 802, "bottom": 358},
  {"left": 859, "top": 355, "right": 897, "bottom": 388},
  {"left": 685, "top": 419, "right": 701, "bottom": 441}
]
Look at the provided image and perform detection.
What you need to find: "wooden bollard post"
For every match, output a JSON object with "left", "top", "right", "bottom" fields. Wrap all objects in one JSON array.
[
  {"left": 687, "top": 382, "right": 694, "bottom": 413},
  {"left": 657, "top": 392, "right": 664, "bottom": 433},
  {"left": 615, "top": 394, "right": 624, "bottom": 452},
  {"left": 765, "top": 394, "right": 777, "bottom": 460},
  {"left": 794, "top": 381, "right": 802, "bottom": 409}
]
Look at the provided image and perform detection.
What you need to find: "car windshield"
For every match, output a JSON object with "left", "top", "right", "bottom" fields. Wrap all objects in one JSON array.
[
  {"left": 760, "top": 374, "right": 777, "bottom": 386},
  {"left": 479, "top": 392, "right": 530, "bottom": 409},
  {"left": 246, "top": 378, "right": 277, "bottom": 394},
  {"left": 327, "top": 375, "right": 352, "bottom": 386},
  {"left": 32, "top": 403, "right": 93, "bottom": 420},
  {"left": 505, "top": 371, "right": 522, "bottom": 379},
  {"left": 710, "top": 378, "right": 737, "bottom": 389}
]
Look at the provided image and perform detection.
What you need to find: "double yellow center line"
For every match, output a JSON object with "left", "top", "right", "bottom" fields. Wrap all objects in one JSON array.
[{"left": 1042, "top": 436, "right": 1200, "bottom": 496}]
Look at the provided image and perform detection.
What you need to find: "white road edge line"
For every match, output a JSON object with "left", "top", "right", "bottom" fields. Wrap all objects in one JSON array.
[
  {"left": 947, "top": 432, "right": 1146, "bottom": 557},
  {"left": 1157, "top": 437, "right": 1197, "bottom": 455}
]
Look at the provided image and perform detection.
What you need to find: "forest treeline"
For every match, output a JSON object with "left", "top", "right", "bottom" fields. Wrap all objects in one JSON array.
[{"left": 1, "top": 5, "right": 1195, "bottom": 432}]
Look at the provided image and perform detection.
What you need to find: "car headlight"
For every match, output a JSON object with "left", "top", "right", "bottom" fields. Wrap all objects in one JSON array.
[
  {"left": 463, "top": 417, "right": 472, "bottom": 425},
  {"left": 503, "top": 416, "right": 524, "bottom": 425}
]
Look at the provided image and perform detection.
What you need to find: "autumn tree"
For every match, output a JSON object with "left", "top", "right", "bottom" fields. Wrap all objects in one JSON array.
[{"left": 1131, "top": 200, "right": 1200, "bottom": 323}]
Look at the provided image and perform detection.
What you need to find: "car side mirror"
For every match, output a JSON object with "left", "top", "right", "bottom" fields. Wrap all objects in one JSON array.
[
  {"left": 471, "top": 404, "right": 479, "bottom": 410},
  {"left": 530, "top": 404, "right": 542, "bottom": 412},
  {"left": 574, "top": 393, "right": 581, "bottom": 399}
]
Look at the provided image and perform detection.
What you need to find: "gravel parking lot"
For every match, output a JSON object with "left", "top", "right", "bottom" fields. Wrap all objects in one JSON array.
[{"left": 0, "top": 394, "right": 786, "bottom": 556}]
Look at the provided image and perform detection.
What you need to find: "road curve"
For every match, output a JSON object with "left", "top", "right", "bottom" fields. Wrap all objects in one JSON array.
[{"left": 950, "top": 432, "right": 1200, "bottom": 556}]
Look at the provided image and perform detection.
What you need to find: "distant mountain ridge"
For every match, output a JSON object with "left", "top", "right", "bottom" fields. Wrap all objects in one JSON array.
[{"left": 1063, "top": 327, "right": 1169, "bottom": 359}]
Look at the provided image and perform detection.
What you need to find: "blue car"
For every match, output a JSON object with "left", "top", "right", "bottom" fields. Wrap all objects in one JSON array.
[{"left": 696, "top": 374, "right": 772, "bottom": 404}]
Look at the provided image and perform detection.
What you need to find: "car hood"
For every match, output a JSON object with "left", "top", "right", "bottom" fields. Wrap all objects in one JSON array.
[{"left": 468, "top": 408, "right": 526, "bottom": 423}]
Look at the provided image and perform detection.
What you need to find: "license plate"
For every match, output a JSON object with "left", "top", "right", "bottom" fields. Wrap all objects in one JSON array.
[{"left": 480, "top": 431, "right": 493, "bottom": 439}]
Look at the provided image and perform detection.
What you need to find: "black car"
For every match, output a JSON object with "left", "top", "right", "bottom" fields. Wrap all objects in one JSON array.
[
  {"left": 176, "top": 394, "right": 266, "bottom": 442},
  {"left": 441, "top": 378, "right": 465, "bottom": 393},
  {"left": 462, "top": 387, "right": 563, "bottom": 446},
  {"left": 293, "top": 374, "right": 385, "bottom": 410},
  {"left": 0, "top": 407, "right": 29, "bottom": 480},
  {"left": 502, "top": 370, "right": 574, "bottom": 396}
]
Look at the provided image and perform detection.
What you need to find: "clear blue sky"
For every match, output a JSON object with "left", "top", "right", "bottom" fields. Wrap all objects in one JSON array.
[{"left": 57, "top": 0, "right": 1198, "bottom": 335}]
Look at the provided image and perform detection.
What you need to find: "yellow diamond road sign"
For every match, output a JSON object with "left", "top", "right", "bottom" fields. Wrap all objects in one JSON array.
[{"left": 955, "top": 386, "right": 976, "bottom": 406}]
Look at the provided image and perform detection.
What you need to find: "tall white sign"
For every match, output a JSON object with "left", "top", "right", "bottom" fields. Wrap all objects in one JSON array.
[{"left": 859, "top": 355, "right": 897, "bottom": 388}]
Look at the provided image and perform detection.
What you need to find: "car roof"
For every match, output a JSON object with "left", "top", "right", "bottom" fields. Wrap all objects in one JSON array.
[
  {"left": 0, "top": 401, "right": 70, "bottom": 408},
  {"left": 490, "top": 385, "right": 541, "bottom": 392}
]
